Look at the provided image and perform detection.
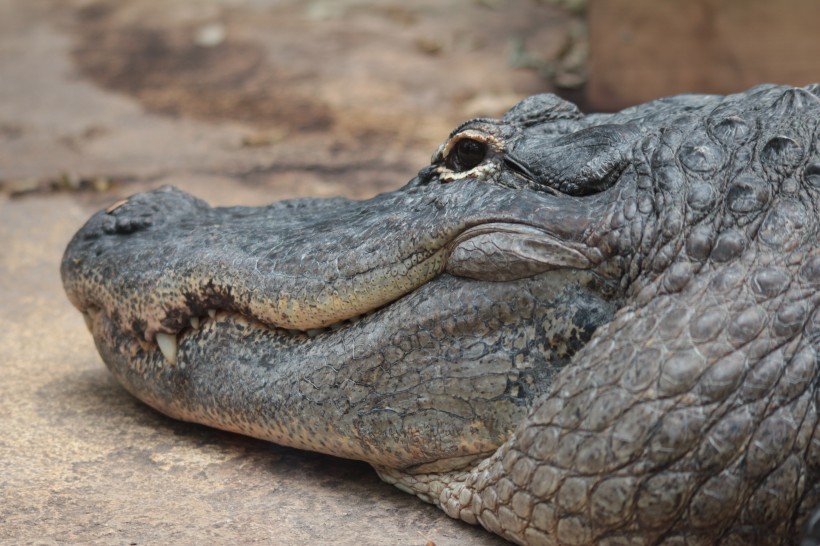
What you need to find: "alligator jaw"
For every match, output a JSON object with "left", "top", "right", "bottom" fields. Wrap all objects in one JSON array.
[
  {"left": 63, "top": 183, "right": 615, "bottom": 469},
  {"left": 82, "top": 261, "right": 616, "bottom": 470}
]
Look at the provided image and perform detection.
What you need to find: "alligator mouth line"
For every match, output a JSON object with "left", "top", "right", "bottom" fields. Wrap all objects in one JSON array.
[{"left": 83, "top": 304, "right": 383, "bottom": 365}]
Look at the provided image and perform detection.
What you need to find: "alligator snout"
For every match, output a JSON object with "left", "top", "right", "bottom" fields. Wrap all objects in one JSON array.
[{"left": 62, "top": 181, "right": 614, "bottom": 472}]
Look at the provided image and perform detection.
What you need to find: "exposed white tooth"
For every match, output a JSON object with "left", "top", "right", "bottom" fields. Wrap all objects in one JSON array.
[
  {"left": 306, "top": 328, "right": 322, "bottom": 338},
  {"left": 207, "top": 309, "right": 216, "bottom": 319},
  {"left": 156, "top": 332, "right": 178, "bottom": 364},
  {"left": 83, "top": 313, "right": 93, "bottom": 332},
  {"left": 190, "top": 317, "right": 200, "bottom": 329}
]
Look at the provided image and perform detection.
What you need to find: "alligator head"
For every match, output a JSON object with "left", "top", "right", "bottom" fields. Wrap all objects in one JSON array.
[{"left": 62, "top": 85, "right": 820, "bottom": 545}]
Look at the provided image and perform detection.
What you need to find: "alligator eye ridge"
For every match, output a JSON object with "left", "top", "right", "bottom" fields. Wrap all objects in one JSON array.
[{"left": 448, "top": 138, "right": 487, "bottom": 171}]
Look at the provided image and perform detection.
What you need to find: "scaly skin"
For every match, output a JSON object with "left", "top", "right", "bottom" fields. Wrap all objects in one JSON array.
[{"left": 62, "top": 85, "right": 819, "bottom": 544}]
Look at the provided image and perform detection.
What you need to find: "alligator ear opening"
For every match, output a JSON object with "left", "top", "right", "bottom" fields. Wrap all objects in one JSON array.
[{"left": 508, "top": 124, "right": 638, "bottom": 196}]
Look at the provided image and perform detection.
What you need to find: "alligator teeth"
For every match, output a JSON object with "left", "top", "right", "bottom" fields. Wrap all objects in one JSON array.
[
  {"left": 83, "top": 308, "right": 99, "bottom": 332},
  {"left": 190, "top": 317, "right": 200, "bottom": 330},
  {"left": 207, "top": 309, "right": 216, "bottom": 319},
  {"left": 156, "top": 332, "right": 178, "bottom": 364}
]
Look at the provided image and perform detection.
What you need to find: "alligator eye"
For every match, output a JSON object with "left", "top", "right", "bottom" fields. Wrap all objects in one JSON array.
[{"left": 448, "top": 138, "right": 487, "bottom": 171}]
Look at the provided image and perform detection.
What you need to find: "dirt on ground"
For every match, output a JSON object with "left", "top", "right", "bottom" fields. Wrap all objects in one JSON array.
[{"left": 0, "top": 1, "right": 575, "bottom": 544}]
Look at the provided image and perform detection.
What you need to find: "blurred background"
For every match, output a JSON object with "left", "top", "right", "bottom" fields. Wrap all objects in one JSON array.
[
  {"left": 2, "top": 0, "right": 816, "bottom": 202},
  {"left": 0, "top": 1, "right": 817, "bottom": 544}
]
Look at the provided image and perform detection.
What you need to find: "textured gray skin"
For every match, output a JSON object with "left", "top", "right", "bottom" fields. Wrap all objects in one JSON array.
[{"left": 62, "top": 84, "right": 820, "bottom": 545}]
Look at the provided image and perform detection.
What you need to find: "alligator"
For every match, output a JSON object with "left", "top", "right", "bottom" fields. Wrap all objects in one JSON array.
[{"left": 62, "top": 84, "right": 820, "bottom": 545}]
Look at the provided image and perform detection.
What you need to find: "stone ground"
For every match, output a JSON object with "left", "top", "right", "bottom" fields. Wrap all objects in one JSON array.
[{"left": 0, "top": 1, "right": 574, "bottom": 543}]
